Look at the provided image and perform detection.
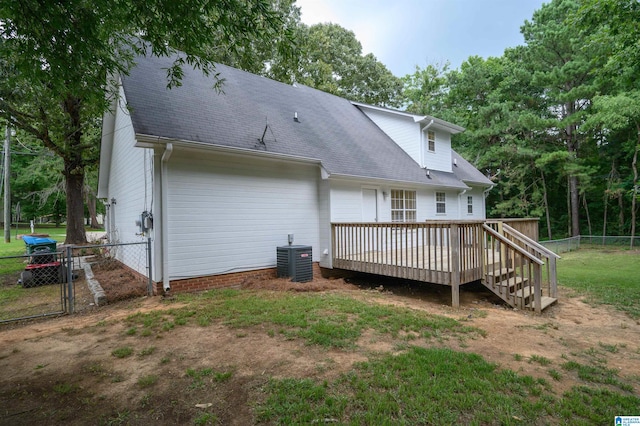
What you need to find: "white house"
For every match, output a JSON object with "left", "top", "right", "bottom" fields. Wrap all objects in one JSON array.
[{"left": 98, "top": 53, "right": 493, "bottom": 294}]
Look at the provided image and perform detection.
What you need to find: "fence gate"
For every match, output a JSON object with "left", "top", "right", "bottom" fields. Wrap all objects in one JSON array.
[
  {"left": 0, "top": 239, "right": 152, "bottom": 324},
  {"left": 0, "top": 250, "right": 71, "bottom": 324}
]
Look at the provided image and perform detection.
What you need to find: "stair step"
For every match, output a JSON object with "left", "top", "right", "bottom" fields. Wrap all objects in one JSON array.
[
  {"left": 498, "top": 276, "right": 528, "bottom": 291},
  {"left": 526, "top": 297, "right": 558, "bottom": 311},
  {"left": 487, "top": 267, "right": 513, "bottom": 278},
  {"left": 486, "top": 268, "right": 516, "bottom": 285},
  {"left": 515, "top": 286, "right": 534, "bottom": 299}
]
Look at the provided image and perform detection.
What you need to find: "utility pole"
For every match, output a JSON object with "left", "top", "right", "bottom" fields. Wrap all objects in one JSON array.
[{"left": 4, "top": 125, "right": 10, "bottom": 243}]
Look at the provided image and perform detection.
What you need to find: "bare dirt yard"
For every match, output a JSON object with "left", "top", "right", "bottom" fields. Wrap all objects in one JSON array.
[{"left": 0, "top": 273, "right": 638, "bottom": 425}]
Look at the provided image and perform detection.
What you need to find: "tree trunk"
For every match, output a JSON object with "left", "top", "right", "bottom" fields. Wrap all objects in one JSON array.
[
  {"left": 567, "top": 177, "right": 571, "bottom": 236},
  {"left": 568, "top": 172, "right": 580, "bottom": 236},
  {"left": 65, "top": 169, "right": 87, "bottom": 244},
  {"left": 602, "top": 193, "right": 608, "bottom": 244},
  {"left": 540, "top": 169, "right": 552, "bottom": 240},
  {"left": 566, "top": 102, "right": 581, "bottom": 237},
  {"left": 583, "top": 194, "right": 592, "bottom": 236},
  {"left": 631, "top": 124, "right": 639, "bottom": 249},
  {"left": 62, "top": 94, "right": 87, "bottom": 244},
  {"left": 619, "top": 193, "right": 625, "bottom": 234},
  {"left": 86, "top": 191, "right": 100, "bottom": 229}
]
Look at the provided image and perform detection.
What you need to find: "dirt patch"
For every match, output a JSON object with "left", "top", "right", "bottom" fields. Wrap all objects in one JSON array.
[
  {"left": 0, "top": 275, "right": 638, "bottom": 425},
  {"left": 90, "top": 260, "right": 147, "bottom": 302}
]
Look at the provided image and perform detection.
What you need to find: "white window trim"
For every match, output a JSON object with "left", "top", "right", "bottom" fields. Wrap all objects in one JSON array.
[
  {"left": 436, "top": 191, "right": 446, "bottom": 215},
  {"left": 467, "top": 195, "right": 473, "bottom": 215},
  {"left": 391, "top": 189, "right": 417, "bottom": 223},
  {"left": 426, "top": 130, "right": 436, "bottom": 153}
]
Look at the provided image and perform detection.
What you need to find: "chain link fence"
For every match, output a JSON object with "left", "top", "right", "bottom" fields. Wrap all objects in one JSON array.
[
  {"left": 540, "top": 235, "right": 640, "bottom": 254},
  {"left": 0, "top": 239, "right": 151, "bottom": 324}
]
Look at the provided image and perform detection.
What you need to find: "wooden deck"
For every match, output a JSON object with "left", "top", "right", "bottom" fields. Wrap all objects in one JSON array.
[
  {"left": 332, "top": 221, "right": 485, "bottom": 285},
  {"left": 331, "top": 219, "right": 558, "bottom": 313}
]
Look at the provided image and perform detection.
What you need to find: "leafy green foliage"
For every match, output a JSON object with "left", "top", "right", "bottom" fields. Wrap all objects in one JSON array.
[
  {"left": 0, "top": 0, "right": 294, "bottom": 243},
  {"left": 291, "top": 23, "right": 403, "bottom": 107}
]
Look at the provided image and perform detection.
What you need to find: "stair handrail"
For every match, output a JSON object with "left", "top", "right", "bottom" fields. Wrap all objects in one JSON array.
[
  {"left": 482, "top": 224, "right": 544, "bottom": 265},
  {"left": 502, "top": 224, "right": 561, "bottom": 259},
  {"left": 483, "top": 224, "right": 544, "bottom": 313},
  {"left": 502, "top": 223, "right": 558, "bottom": 299}
]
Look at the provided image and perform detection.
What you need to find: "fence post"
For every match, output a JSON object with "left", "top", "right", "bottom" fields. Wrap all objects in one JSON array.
[
  {"left": 66, "top": 245, "right": 74, "bottom": 314},
  {"left": 450, "top": 223, "right": 460, "bottom": 308},
  {"left": 147, "top": 237, "right": 153, "bottom": 296}
]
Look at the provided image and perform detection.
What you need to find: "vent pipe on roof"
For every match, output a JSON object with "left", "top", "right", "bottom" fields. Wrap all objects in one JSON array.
[{"left": 294, "top": 112, "right": 299, "bottom": 122}]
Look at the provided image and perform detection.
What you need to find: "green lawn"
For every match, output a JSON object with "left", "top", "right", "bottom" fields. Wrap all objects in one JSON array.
[
  {"left": 123, "top": 284, "right": 640, "bottom": 424},
  {"left": 1, "top": 248, "right": 638, "bottom": 423},
  {"left": 557, "top": 248, "right": 640, "bottom": 319},
  {"left": 0, "top": 225, "right": 71, "bottom": 256}
]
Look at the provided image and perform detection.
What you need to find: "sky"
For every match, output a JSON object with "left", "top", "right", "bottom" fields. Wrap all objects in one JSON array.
[{"left": 295, "top": 0, "right": 547, "bottom": 77}]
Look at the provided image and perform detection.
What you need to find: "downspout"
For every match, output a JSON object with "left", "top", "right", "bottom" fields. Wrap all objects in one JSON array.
[
  {"left": 161, "top": 143, "right": 173, "bottom": 292},
  {"left": 483, "top": 185, "right": 494, "bottom": 220},
  {"left": 458, "top": 189, "right": 467, "bottom": 219}
]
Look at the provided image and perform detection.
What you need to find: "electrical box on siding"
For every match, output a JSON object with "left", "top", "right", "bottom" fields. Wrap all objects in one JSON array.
[{"left": 277, "top": 245, "right": 313, "bottom": 282}]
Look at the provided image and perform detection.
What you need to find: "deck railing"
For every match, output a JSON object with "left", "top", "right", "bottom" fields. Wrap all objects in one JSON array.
[
  {"left": 482, "top": 224, "right": 545, "bottom": 313},
  {"left": 486, "top": 218, "right": 539, "bottom": 241},
  {"left": 332, "top": 219, "right": 556, "bottom": 312},
  {"left": 331, "top": 221, "right": 485, "bottom": 305},
  {"left": 501, "top": 224, "right": 559, "bottom": 299}
]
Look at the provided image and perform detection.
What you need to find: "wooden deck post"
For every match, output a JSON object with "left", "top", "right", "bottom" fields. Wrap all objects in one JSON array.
[
  {"left": 548, "top": 256, "right": 558, "bottom": 298},
  {"left": 450, "top": 223, "right": 460, "bottom": 308}
]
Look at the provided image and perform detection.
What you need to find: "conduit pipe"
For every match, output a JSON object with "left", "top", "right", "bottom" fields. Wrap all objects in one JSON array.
[{"left": 161, "top": 143, "right": 173, "bottom": 292}]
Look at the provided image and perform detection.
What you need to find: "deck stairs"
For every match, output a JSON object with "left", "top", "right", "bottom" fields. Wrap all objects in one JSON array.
[{"left": 481, "top": 224, "right": 559, "bottom": 313}]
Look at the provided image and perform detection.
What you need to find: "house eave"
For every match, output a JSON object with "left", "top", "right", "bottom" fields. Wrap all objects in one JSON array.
[
  {"left": 327, "top": 172, "right": 470, "bottom": 191},
  {"left": 351, "top": 101, "right": 465, "bottom": 134},
  {"left": 461, "top": 179, "right": 494, "bottom": 188},
  {"left": 135, "top": 133, "right": 323, "bottom": 166}
]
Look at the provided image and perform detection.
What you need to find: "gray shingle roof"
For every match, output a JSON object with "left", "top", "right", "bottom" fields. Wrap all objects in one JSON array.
[
  {"left": 451, "top": 151, "right": 494, "bottom": 186},
  {"left": 122, "top": 54, "right": 486, "bottom": 189}
]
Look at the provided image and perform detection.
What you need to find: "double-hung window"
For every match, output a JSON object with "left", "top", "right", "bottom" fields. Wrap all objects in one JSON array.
[
  {"left": 467, "top": 196, "right": 473, "bottom": 214},
  {"left": 426, "top": 130, "right": 436, "bottom": 153},
  {"left": 391, "top": 190, "right": 416, "bottom": 222},
  {"left": 436, "top": 192, "right": 446, "bottom": 214}
]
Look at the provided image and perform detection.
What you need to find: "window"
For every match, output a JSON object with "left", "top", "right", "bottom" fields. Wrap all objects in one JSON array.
[
  {"left": 391, "top": 189, "right": 416, "bottom": 222},
  {"left": 436, "top": 192, "right": 446, "bottom": 214},
  {"left": 426, "top": 130, "right": 436, "bottom": 152},
  {"left": 467, "top": 196, "right": 473, "bottom": 214}
]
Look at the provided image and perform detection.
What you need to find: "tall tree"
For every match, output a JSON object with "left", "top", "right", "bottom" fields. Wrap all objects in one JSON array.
[
  {"left": 402, "top": 62, "right": 449, "bottom": 115},
  {"left": 0, "top": 0, "right": 292, "bottom": 243},
  {"left": 577, "top": 0, "right": 640, "bottom": 244},
  {"left": 520, "top": 0, "right": 606, "bottom": 236},
  {"left": 292, "top": 23, "right": 402, "bottom": 107}
]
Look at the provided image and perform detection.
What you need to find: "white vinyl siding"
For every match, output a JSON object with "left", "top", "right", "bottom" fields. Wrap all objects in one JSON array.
[
  {"left": 460, "top": 187, "right": 486, "bottom": 220},
  {"left": 330, "top": 181, "right": 369, "bottom": 222},
  {"left": 391, "top": 189, "right": 416, "bottom": 222},
  {"left": 106, "top": 88, "right": 153, "bottom": 246},
  {"left": 318, "top": 179, "right": 332, "bottom": 268},
  {"left": 167, "top": 150, "right": 320, "bottom": 279},
  {"left": 422, "top": 128, "right": 452, "bottom": 172},
  {"left": 360, "top": 108, "right": 421, "bottom": 164}
]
